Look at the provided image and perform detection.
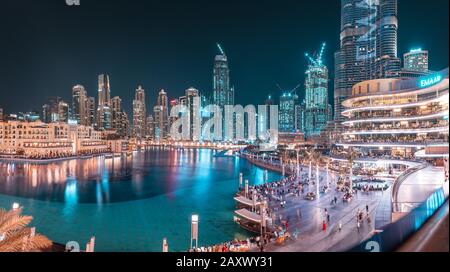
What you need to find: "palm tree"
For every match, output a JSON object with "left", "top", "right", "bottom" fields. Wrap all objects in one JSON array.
[
  {"left": 305, "top": 149, "right": 321, "bottom": 178},
  {"left": 346, "top": 147, "right": 358, "bottom": 193},
  {"left": 0, "top": 207, "right": 52, "bottom": 252}
]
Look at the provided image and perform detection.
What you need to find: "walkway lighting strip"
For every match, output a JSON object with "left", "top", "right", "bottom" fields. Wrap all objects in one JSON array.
[
  {"left": 342, "top": 80, "right": 449, "bottom": 107},
  {"left": 343, "top": 111, "right": 449, "bottom": 125},
  {"left": 342, "top": 93, "right": 448, "bottom": 116},
  {"left": 336, "top": 142, "right": 449, "bottom": 148},
  {"left": 336, "top": 142, "right": 426, "bottom": 148},
  {"left": 343, "top": 126, "right": 449, "bottom": 136}
]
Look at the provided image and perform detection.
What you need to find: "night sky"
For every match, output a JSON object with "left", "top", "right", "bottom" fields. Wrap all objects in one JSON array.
[{"left": 0, "top": 0, "right": 448, "bottom": 116}]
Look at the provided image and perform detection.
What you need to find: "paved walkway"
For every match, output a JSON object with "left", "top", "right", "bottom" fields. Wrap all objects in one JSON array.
[
  {"left": 396, "top": 166, "right": 447, "bottom": 212},
  {"left": 251, "top": 169, "right": 387, "bottom": 252}
]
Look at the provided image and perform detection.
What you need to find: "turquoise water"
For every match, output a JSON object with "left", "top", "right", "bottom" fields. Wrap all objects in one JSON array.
[{"left": 0, "top": 148, "right": 281, "bottom": 252}]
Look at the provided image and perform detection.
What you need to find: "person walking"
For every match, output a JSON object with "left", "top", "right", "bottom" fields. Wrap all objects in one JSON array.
[
  {"left": 338, "top": 221, "right": 342, "bottom": 232},
  {"left": 366, "top": 204, "right": 369, "bottom": 214},
  {"left": 357, "top": 220, "right": 360, "bottom": 231},
  {"left": 323, "top": 220, "right": 327, "bottom": 232},
  {"left": 327, "top": 214, "right": 330, "bottom": 223}
]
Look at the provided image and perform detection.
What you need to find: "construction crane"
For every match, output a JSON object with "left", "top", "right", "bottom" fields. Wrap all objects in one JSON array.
[
  {"left": 217, "top": 43, "right": 226, "bottom": 56},
  {"left": 276, "top": 83, "right": 302, "bottom": 98},
  {"left": 305, "top": 42, "right": 326, "bottom": 66}
]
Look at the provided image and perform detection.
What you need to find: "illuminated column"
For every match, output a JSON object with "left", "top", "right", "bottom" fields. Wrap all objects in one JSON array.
[
  {"left": 190, "top": 215, "right": 199, "bottom": 249},
  {"left": 245, "top": 180, "right": 249, "bottom": 198},
  {"left": 316, "top": 165, "right": 320, "bottom": 198},
  {"left": 309, "top": 161, "right": 312, "bottom": 180},
  {"left": 162, "top": 238, "right": 169, "bottom": 252},
  {"left": 12, "top": 202, "right": 20, "bottom": 211},
  {"left": 260, "top": 201, "right": 266, "bottom": 239},
  {"left": 239, "top": 173, "right": 243, "bottom": 189},
  {"left": 326, "top": 163, "right": 330, "bottom": 188},
  {"left": 349, "top": 163, "right": 353, "bottom": 193},
  {"left": 252, "top": 191, "right": 257, "bottom": 212}
]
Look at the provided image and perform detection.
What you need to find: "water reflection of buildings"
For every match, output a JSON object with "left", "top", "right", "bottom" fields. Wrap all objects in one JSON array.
[{"left": 0, "top": 156, "right": 134, "bottom": 201}]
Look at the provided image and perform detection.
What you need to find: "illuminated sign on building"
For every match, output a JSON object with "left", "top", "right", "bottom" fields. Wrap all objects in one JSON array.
[{"left": 420, "top": 74, "right": 442, "bottom": 88}]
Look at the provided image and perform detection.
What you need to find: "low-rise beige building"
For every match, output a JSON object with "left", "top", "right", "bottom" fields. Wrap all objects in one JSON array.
[{"left": 0, "top": 120, "right": 109, "bottom": 158}]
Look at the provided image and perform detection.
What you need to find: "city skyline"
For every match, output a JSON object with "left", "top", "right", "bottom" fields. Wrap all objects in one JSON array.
[
  {"left": 0, "top": 0, "right": 448, "bottom": 117},
  {"left": 0, "top": 0, "right": 448, "bottom": 255}
]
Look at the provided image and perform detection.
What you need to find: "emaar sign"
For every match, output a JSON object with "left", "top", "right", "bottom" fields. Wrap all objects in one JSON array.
[{"left": 420, "top": 74, "right": 442, "bottom": 88}]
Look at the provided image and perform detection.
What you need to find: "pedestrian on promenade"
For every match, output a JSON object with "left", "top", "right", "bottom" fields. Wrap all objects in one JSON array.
[
  {"left": 357, "top": 220, "right": 360, "bottom": 231},
  {"left": 259, "top": 244, "right": 265, "bottom": 252},
  {"left": 323, "top": 221, "right": 327, "bottom": 232},
  {"left": 339, "top": 221, "right": 342, "bottom": 232},
  {"left": 366, "top": 204, "right": 369, "bottom": 213},
  {"left": 327, "top": 214, "right": 330, "bottom": 223}
]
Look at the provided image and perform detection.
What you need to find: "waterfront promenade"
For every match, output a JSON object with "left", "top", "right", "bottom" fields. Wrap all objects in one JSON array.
[
  {"left": 0, "top": 153, "right": 115, "bottom": 164},
  {"left": 395, "top": 166, "right": 448, "bottom": 213},
  {"left": 240, "top": 154, "right": 389, "bottom": 252}
]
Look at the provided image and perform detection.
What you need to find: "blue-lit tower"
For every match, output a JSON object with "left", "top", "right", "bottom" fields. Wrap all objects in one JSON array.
[
  {"left": 303, "top": 43, "right": 332, "bottom": 139},
  {"left": 279, "top": 85, "right": 300, "bottom": 133},
  {"left": 213, "top": 43, "right": 234, "bottom": 108},
  {"left": 334, "top": 0, "right": 400, "bottom": 125}
]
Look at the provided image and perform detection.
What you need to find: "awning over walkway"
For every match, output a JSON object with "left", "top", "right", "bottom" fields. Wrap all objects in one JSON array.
[
  {"left": 234, "top": 209, "right": 262, "bottom": 224},
  {"left": 234, "top": 196, "right": 261, "bottom": 207}
]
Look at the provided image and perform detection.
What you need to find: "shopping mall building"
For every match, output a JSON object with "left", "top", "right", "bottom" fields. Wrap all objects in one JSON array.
[{"left": 338, "top": 68, "right": 449, "bottom": 162}]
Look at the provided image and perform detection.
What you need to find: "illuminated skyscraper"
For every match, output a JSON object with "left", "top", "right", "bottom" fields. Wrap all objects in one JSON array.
[
  {"left": 112, "top": 96, "right": 129, "bottom": 137},
  {"left": 279, "top": 92, "right": 298, "bottom": 133},
  {"left": 98, "top": 74, "right": 111, "bottom": 107},
  {"left": 213, "top": 43, "right": 234, "bottom": 108},
  {"left": 42, "top": 96, "right": 62, "bottom": 123},
  {"left": 154, "top": 89, "right": 169, "bottom": 140},
  {"left": 97, "top": 74, "right": 112, "bottom": 130},
  {"left": 132, "top": 86, "right": 146, "bottom": 139},
  {"left": 186, "top": 87, "right": 200, "bottom": 141},
  {"left": 334, "top": 0, "right": 400, "bottom": 125},
  {"left": 303, "top": 43, "right": 332, "bottom": 138},
  {"left": 58, "top": 101, "right": 70, "bottom": 123},
  {"left": 146, "top": 115, "right": 155, "bottom": 140},
  {"left": 72, "top": 85, "right": 88, "bottom": 126},
  {"left": 87, "top": 97, "right": 96, "bottom": 127},
  {"left": 404, "top": 49, "right": 429, "bottom": 72}
]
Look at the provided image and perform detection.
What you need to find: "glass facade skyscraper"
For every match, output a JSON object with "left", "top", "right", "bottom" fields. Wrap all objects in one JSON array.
[
  {"left": 304, "top": 63, "right": 331, "bottom": 139},
  {"left": 279, "top": 93, "right": 298, "bottom": 133},
  {"left": 404, "top": 49, "right": 429, "bottom": 72},
  {"left": 72, "top": 85, "right": 88, "bottom": 126},
  {"left": 334, "top": 0, "right": 400, "bottom": 125},
  {"left": 154, "top": 89, "right": 169, "bottom": 140},
  {"left": 132, "top": 86, "right": 146, "bottom": 140},
  {"left": 97, "top": 74, "right": 112, "bottom": 130},
  {"left": 213, "top": 44, "right": 234, "bottom": 108}
]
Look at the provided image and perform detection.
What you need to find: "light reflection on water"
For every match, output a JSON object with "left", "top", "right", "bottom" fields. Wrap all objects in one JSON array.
[{"left": 0, "top": 148, "right": 281, "bottom": 251}]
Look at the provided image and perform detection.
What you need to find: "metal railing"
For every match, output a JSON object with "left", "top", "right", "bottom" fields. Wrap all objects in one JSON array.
[{"left": 349, "top": 184, "right": 448, "bottom": 252}]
